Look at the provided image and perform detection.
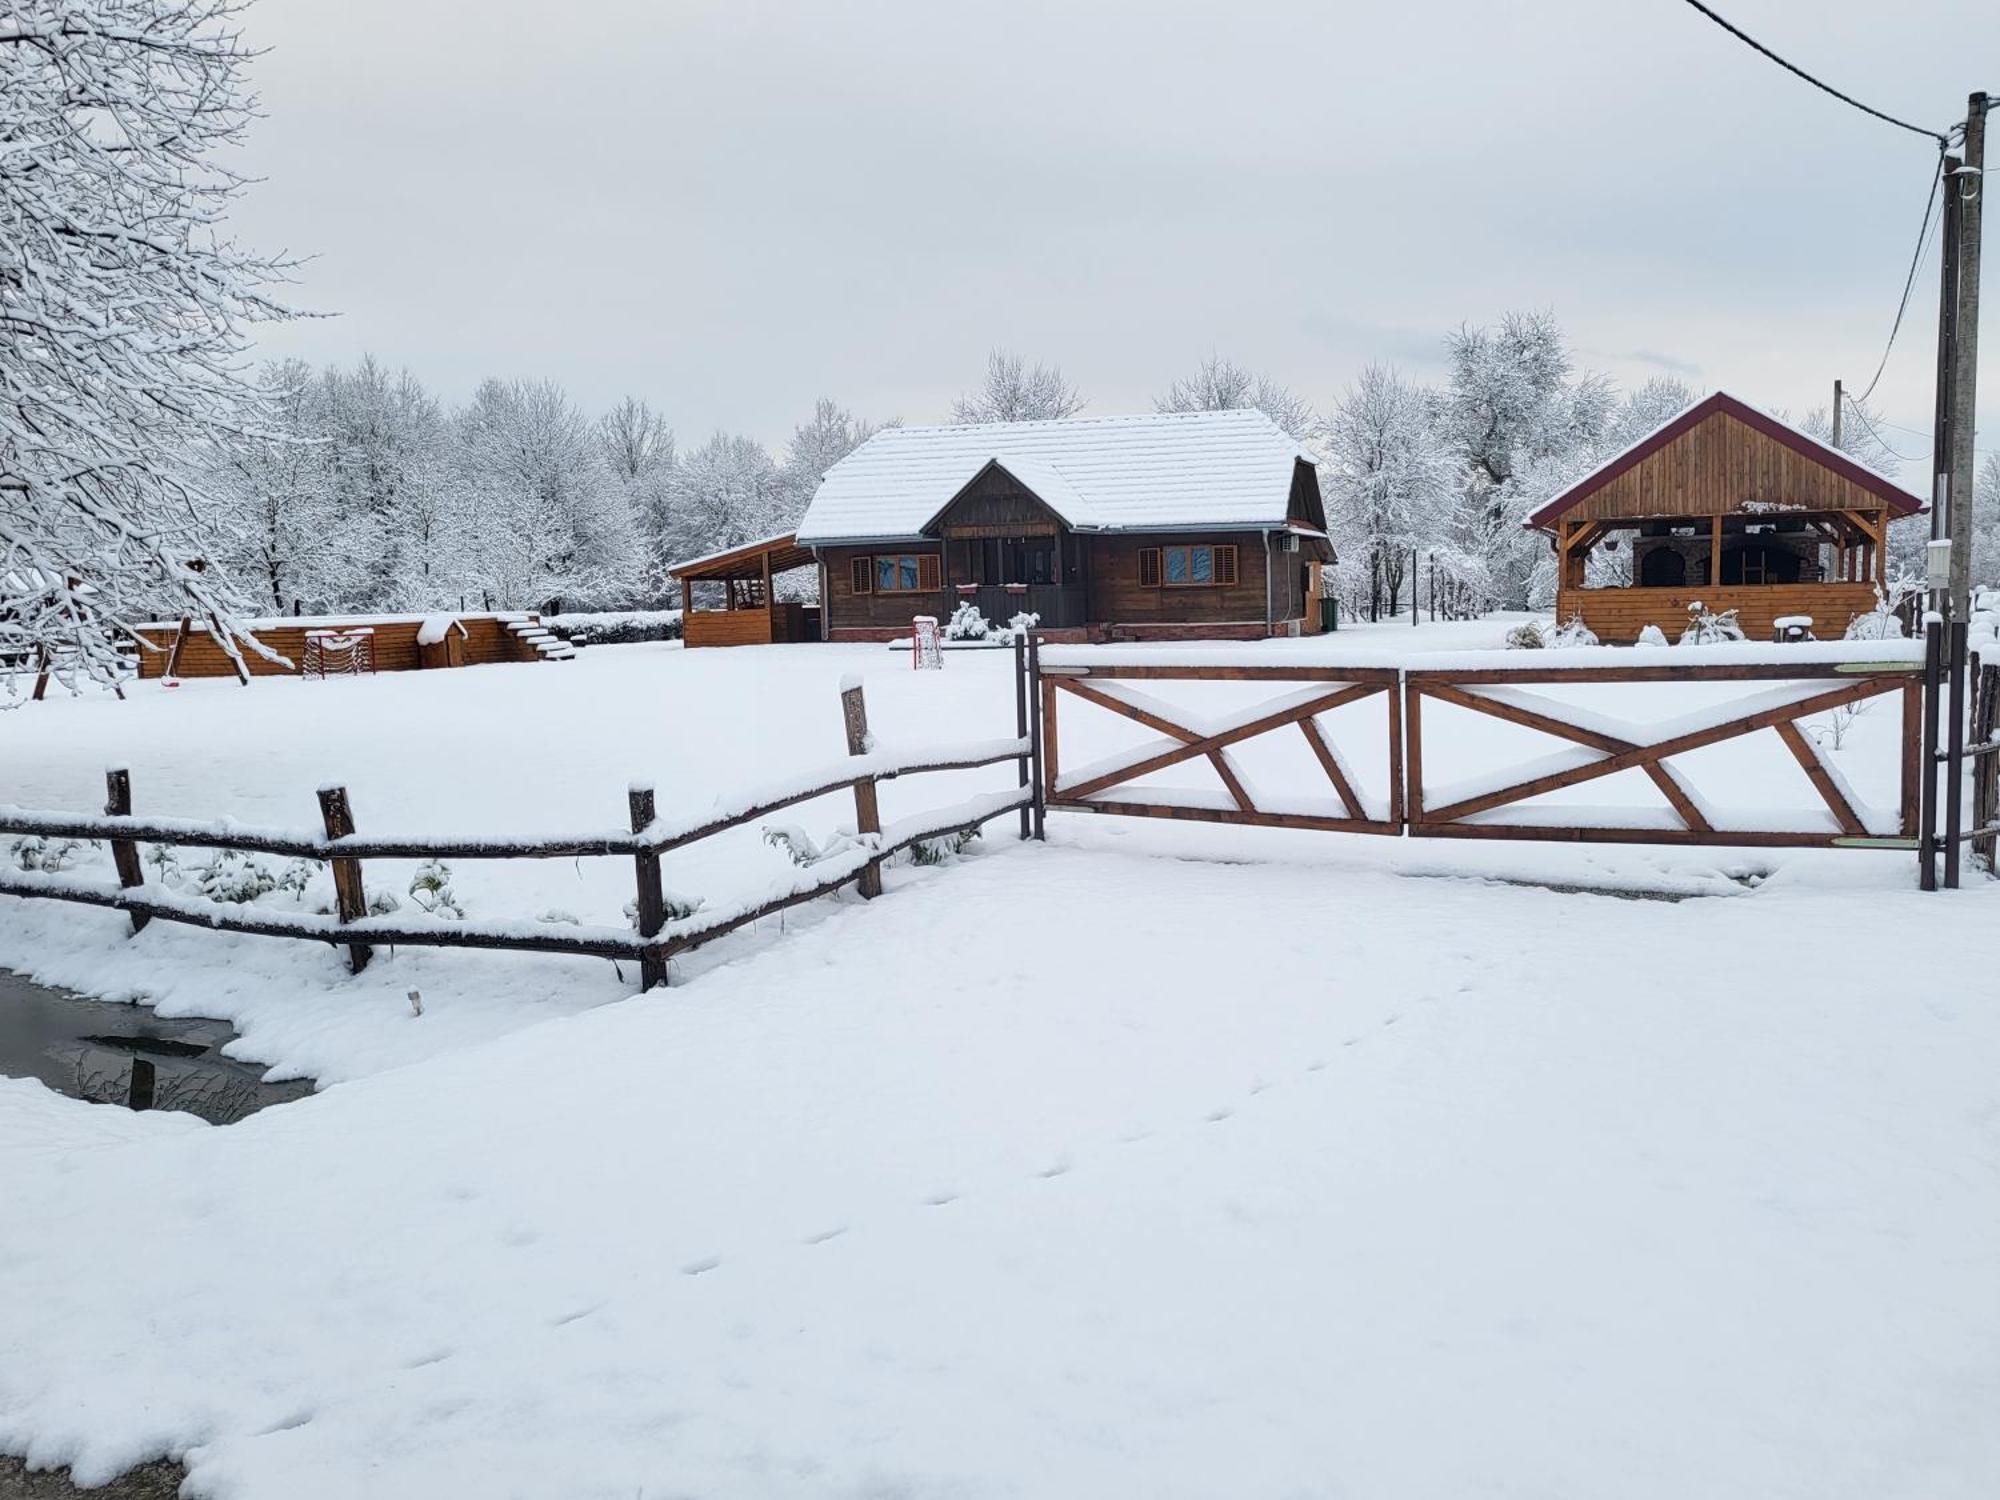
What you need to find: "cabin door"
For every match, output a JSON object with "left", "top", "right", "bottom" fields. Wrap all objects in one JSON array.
[{"left": 1302, "top": 561, "right": 1324, "bottom": 634}]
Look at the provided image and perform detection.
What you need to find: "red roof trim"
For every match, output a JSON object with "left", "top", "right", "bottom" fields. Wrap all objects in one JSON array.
[{"left": 1523, "top": 392, "right": 1925, "bottom": 529}]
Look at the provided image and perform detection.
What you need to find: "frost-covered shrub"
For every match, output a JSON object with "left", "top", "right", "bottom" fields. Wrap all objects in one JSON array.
[
  {"left": 625, "top": 890, "right": 700, "bottom": 929},
  {"left": 764, "top": 824, "right": 861, "bottom": 867},
  {"left": 10, "top": 836, "right": 90, "bottom": 873},
  {"left": 1546, "top": 615, "right": 1599, "bottom": 649},
  {"left": 1679, "top": 602, "right": 1744, "bottom": 645},
  {"left": 910, "top": 829, "right": 980, "bottom": 866},
  {"left": 194, "top": 850, "right": 276, "bottom": 904},
  {"left": 944, "top": 602, "right": 990, "bottom": 641},
  {"left": 277, "top": 858, "right": 322, "bottom": 900},
  {"left": 407, "top": 858, "right": 463, "bottom": 920},
  {"left": 1636, "top": 624, "right": 1670, "bottom": 647},
  {"left": 1845, "top": 595, "right": 1907, "bottom": 641},
  {"left": 1505, "top": 622, "right": 1546, "bottom": 650},
  {"left": 145, "top": 845, "right": 185, "bottom": 887},
  {"left": 543, "top": 611, "right": 683, "bottom": 646},
  {"left": 998, "top": 611, "right": 1041, "bottom": 644},
  {"left": 366, "top": 889, "right": 403, "bottom": 917}
]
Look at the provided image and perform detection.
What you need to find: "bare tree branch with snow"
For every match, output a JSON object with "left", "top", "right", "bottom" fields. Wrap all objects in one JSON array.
[
  {"left": 949, "top": 349, "right": 1085, "bottom": 424},
  {"left": 1154, "top": 354, "right": 1315, "bottom": 440},
  {"left": 1, "top": 0, "right": 301, "bottom": 692}
]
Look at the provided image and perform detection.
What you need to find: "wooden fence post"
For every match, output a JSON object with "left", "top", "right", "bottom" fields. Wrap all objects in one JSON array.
[
  {"left": 316, "top": 785, "right": 372, "bottom": 973},
  {"left": 629, "top": 783, "right": 667, "bottom": 989},
  {"left": 841, "top": 680, "right": 883, "bottom": 897},
  {"left": 127, "top": 1057, "right": 155, "bottom": 1112},
  {"left": 1014, "top": 634, "right": 1031, "bottom": 840},
  {"left": 103, "top": 768, "right": 149, "bottom": 934}
]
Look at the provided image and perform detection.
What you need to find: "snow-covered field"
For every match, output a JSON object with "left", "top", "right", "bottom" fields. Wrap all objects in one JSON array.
[{"left": 3, "top": 621, "right": 1997, "bottom": 1498}]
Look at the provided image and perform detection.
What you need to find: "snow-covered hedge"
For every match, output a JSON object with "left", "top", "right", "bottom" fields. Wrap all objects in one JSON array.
[{"left": 544, "top": 610, "right": 684, "bottom": 646}]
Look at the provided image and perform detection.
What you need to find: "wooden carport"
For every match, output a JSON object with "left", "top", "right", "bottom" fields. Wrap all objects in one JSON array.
[{"left": 670, "top": 533, "right": 821, "bottom": 647}]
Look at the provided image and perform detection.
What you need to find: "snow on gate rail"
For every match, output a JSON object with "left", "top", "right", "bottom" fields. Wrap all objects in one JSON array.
[
  {"left": 1030, "top": 636, "right": 1928, "bottom": 850},
  {"left": 0, "top": 681, "right": 1032, "bottom": 990}
]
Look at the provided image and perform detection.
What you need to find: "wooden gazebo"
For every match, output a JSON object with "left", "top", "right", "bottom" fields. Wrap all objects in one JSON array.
[
  {"left": 669, "top": 533, "right": 820, "bottom": 648},
  {"left": 1526, "top": 392, "right": 1925, "bottom": 643}
]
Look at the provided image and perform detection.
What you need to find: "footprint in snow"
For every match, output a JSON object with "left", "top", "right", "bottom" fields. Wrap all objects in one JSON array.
[
  {"left": 256, "top": 1410, "right": 314, "bottom": 1436},
  {"left": 680, "top": 1256, "right": 722, "bottom": 1277},
  {"left": 1037, "top": 1158, "right": 1073, "bottom": 1179},
  {"left": 1206, "top": 1107, "right": 1234, "bottom": 1123},
  {"left": 804, "top": 1227, "right": 848, "bottom": 1245},
  {"left": 401, "top": 1348, "right": 453, "bottom": 1369},
  {"left": 549, "top": 1307, "right": 597, "bottom": 1327},
  {"left": 924, "top": 1191, "right": 960, "bottom": 1207},
  {"left": 1305, "top": 1059, "right": 1328, "bottom": 1073}
]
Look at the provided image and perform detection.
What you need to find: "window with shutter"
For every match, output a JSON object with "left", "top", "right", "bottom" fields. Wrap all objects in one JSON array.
[
  {"left": 1214, "top": 545, "right": 1239, "bottom": 586},
  {"left": 850, "top": 556, "right": 873, "bottom": 595},
  {"left": 1138, "top": 548, "right": 1162, "bottom": 588},
  {"left": 917, "top": 553, "right": 941, "bottom": 591}
]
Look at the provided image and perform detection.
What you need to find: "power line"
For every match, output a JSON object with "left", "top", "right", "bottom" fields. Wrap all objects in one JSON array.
[
  {"left": 1856, "top": 157, "right": 1945, "bottom": 405},
  {"left": 1843, "top": 401, "right": 1925, "bottom": 463},
  {"left": 1676, "top": 0, "right": 1949, "bottom": 145}
]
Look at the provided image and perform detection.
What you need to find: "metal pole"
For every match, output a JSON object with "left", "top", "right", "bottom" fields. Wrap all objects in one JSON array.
[
  {"left": 1932, "top": 151, "right": 1963, "bottom": 598},
  {"left": 1831, "top": 377, "right": 1844, "bottom": 447},
  {"left": 1920, "top": 616, "right": 1943, "bottom": 890}
]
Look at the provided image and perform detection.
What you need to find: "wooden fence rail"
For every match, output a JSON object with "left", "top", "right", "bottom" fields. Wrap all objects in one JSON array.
[{"left": 0, "top": 682, "right": 1031, "bottom": 990}]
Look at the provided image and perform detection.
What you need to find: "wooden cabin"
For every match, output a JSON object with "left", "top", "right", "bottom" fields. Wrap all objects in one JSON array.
[
  {"left": 794, "top": 409, "right": 1335, "bottom": 642},
  {"left": 1526, "top": 392, "right": 1925, "bottom": 643},
  {"left": 668, "top": 534, "right": 820, "bottom": 647},
  {"left": 131, "top": 612, "right": 571, "bottom": 678}
]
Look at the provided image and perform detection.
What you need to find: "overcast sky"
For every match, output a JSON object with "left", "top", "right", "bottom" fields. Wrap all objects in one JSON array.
[{"left": 232, "top": 0, "right": 1995, "bottom": 475}]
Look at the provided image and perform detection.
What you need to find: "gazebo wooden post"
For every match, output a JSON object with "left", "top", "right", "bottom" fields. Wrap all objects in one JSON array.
[
  {"left": 1709, "top": 515, "right": 1723, "bottom": 587},
  {"left": 761, "top": 548, "right": 773, "bottom": 639}
]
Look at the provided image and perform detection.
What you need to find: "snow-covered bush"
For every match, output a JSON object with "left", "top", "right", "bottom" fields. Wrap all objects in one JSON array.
[
  {"left": 910, "top": 829, "right": 980, "bottom": 866},
  {"left": 1637, "top": 624, "right": 1669, "bottom": 647},
  {"left": 1679, "top": 602, "right": 1744, "bottom": 645},
  {"left": 10, "top": 836, "right": 90, "bottom": 873},
  {"left": 944, "top": 602, "right": 990, "bottom": 641},
  {"left": 543, "top": 611, "right": 683, "bottom": 647},
  {"left": 1546, "top": 615, "right": 1599, "bottom": 649},
  {"left": 1505, "top": 622, "right": 1546, "bottom": 650},
  {"left": 366, "top": 889, "right": 403, "bottom": 917},
  {"left": 1845, "top": 592, "right": 1907, "bottom": 641},
  {"left": 407, "top": 859, "right": 464, "bottom": 920},
  {"left": 1002, "top": 611, "right": 1041, "bottom": 642},
  {"left": 625, "top": 890, "right": 700, "bottom": 928},
  {"left": 764, "top": 824, "right": 861, "bottom": 867},
  {"left": 146, "top": 845, "right": 185, "bottom": 887},
  {"left": 276, "top": 858, "right": 322, "bottom": 900},
  {"left": 194, "top": 850, "right": 276, "bottom": 904}
]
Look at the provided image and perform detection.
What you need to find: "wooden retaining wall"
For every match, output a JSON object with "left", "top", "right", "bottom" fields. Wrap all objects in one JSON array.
[
  {"left": 1557, "top": 582, "right": 1879, "bottom": 645},
  {"left": 132, "top": 614, "right": 540, "bottom": 679}
]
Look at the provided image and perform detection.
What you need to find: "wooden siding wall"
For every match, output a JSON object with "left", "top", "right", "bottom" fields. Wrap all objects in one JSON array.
[
  {"left": 819, "top": 545, "right": 949, "bottom": 630},
  {"left": 1558, "top": 582, "right": 1881, "bottom": 643},
  {"left": 683, "top": 602, "right": 811, "bottom": 648},
  {"left": 1568, "top": 411, "right": 1895, "bottom": 522},
  {"left": 134, "top": 615, "right": 534, "bottom": 679},
  {"left": 1087, "top": 533, "right": 1278, "bottom": 627},
  {"left": 936, "top": 467, "right": 1068, "bottom": 536}
]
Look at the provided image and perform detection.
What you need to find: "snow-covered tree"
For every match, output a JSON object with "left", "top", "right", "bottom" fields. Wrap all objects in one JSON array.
[
  {"left": 1319, "top": 366, "right": 1457, "bottom": 613},
  {"left": 452, "top": 379, "right": 640, "bottom": 611},
  {"left": 1154, "top": 355, "right": 1315, "bottom": 440},
  {"left": 316, "top": 357, "right": 453, "bottom": 608},
  {"left": 950, "top": 350, "right": 1085, "bottom": 424},
  {"left": 665, "top": 432, "right": 786, "bottom": 568},
  {"left": 596, "top": 397, "right": 677, "bottom": 603},
  {"left": 1, "top": 0, "right": 298, "bottom": 689},
  {"left": 209, "top": 362, "right": 356, "bottom": 614},
  {"left": 780, "top": 398, "right": 880, "bottom": 514}
]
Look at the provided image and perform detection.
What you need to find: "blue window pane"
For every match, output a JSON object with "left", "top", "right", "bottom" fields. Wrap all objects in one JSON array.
[
  {"left": 876, "top": 557, "right": 898, "bottom": 591},
  {"left": 900, "top": 557, "right": 919, "bottom": 590},
  {"left": 1165, "top": 548, "right": 1188, "bottom": 583},
  {"left": 1190, "top": 547, "right": 1213, "bottom": 583}
]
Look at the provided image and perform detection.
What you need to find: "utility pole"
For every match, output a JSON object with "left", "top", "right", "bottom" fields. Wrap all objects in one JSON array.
[
  {"left": 1931, "top": 146, "right": 1963, "bottom": 611},
  {"left": 1948, "top": 93, "right": 1986, "bottom": 622},
  {"left": 1831, "top": 378, "right": 1844, "bottom": 447}
]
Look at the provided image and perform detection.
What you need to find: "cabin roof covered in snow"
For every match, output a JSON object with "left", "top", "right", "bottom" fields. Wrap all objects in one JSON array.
[
  {"left": 1523, "top": 390, "right": 1926, "bottom": 530},
  {"left": 794, "top": 408, "right": 1318, "bottom": 545}
]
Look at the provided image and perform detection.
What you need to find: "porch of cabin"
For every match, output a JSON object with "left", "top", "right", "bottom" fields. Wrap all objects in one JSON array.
[
  {"left": 672, "top": 534, "right": 821, "bottom": 648},
  {"left": 1553, "top": 507, "right": 1889, "bottom": 643}
]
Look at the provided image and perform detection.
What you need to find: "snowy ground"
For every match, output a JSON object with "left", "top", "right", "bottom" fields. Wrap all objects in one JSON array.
[{"left": 2, "top": 620, "right": 1996, "bottom": 1498}]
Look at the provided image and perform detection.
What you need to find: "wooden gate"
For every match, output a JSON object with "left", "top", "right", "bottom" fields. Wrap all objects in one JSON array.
[
  {"left": 1403, "top": 659, "right": 1921, "bottom": 848},
  {"left": 1036, "top": 660, "right": 1403, "bottom": 834}
]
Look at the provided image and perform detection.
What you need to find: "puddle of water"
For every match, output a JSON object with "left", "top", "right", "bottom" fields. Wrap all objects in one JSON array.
[{"left": 0, "top": 971, "right": 312, "bottom": 1123}]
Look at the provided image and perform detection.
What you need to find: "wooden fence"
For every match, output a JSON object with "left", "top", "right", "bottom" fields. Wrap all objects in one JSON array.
[
  {"left": 0, "top": 681, "right": 1031, "bottom": 990},
  {"left": 1029, "top": 642, "right": 1926, "bottom": 852}
]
